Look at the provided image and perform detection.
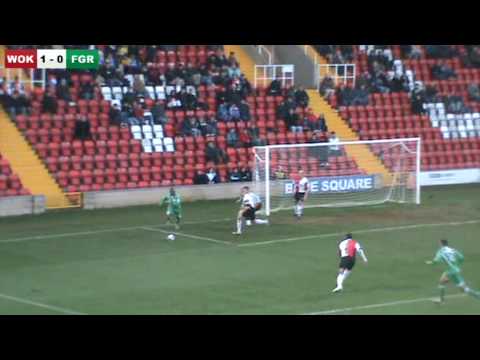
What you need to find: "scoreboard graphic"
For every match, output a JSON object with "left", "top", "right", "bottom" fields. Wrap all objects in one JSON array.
[{"left": 4, "top": 49, "right": 100, "bottom": 69}]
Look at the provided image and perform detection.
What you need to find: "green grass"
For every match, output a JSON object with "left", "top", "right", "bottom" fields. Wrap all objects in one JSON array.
[{"left": 0, "top": 184, "right": 479, "bottom": 314}]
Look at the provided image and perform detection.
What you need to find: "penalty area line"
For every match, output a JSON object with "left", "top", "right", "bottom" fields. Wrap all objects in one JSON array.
[
  {"left": 140, "top": 227, "right": 233, "bottom": 246},
  {"left": 0, "top": 293, "right": 87, "bottom": 315}
]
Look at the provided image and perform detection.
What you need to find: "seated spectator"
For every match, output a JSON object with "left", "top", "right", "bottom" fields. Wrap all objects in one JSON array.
[
  {"left": 42, "top": 89, "right": 57, "bottom": 114},
  {"left": 205, "top": 116, "right": 218, "bottom": 136},
  {"left": 182, "top": 117, "right": 202, "bottom": 137},
  {"left": 217, "top": 102, "right": 230, "bottom": 121},
  {"left": 109, "top": 103, "right": 123, "bottom": 126},
  {"left": 240, "top": 167, "right": 252, "bottom": 182},
  {"left": 468, "top": 84, "right": 480, "bottom": 102},
  {"left": 267, "top": 79, "right": 282, "bottom": 96},
  {"left": 167, "top": 95, "right": 182, "bottom": 109},
  {"left": 193, "top": 170, "right": 209, "bottom": 185},
  {"left": 151, "top": 101, "right": 168, "bottom": 125},
  {"left": 274, "top": 166, "right": 286, "bottom": 180},
  {"left": 294, "top": 86, "right": 309, "bottom": 108},
  {"left": 4, "top": 90, "right": 29, "bottom": 118},
  {"left": 239, "top": 129, "right": 252, "bottom": 147},
  {"left": 410, "top": 45, "right": 422, "bottom": 60},
  {"left": 132, "top": 75, "right": 148, "bottom": 98},
  {"left": 56, "top": 78, "right": 71, "bottom": 101},
  {"left": 229, "top": 167, "right": 242, "bottom": 182},
  {"left": 206, "top": 141, "right": 228, "bottom": 164},
  {"left": 319, "top": 76, "right": 335, "bottom": 98},
  {"left": 238, "top": 99, "right": 251, "bottom": 121},
  {"left": 206, "top": 168, "right": 220, "bottom": 184},
  {"left": 180, "top": 87, "right": 197, "bottom": 111},
  {"left": 74, "top": 115, "right": 91, "bottom": 140},
  {"left": 227, "top": 128, "right": 239, "bottom": 147},
  {"left": 285, "top": 108, "right": 302, "bottom": 133},
  {"left": 229, "top": 103, "right": 241, "bottom": 121},
  {"left": 228, "top": 63, "right": 241, "bottom": 79},
  {"left": 249, "top": 127, "right": 266, "bottom": 146},
  {"left": 79, "top": 81, "right": 94, "bottom": 100},
  {"left": 432, "top": 62, "right": 456, "bottom": 80},
  {"left": 328, "top": 132, "right": 342, "bottom": 156}
]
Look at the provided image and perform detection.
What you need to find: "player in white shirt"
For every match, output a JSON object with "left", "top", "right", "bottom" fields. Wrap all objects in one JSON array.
[
  {"left": 332, "top": 233, "right": 368, "bottom": 293},
  {"left": 232, "top": 186, "right": 269, "bottom": 235},
  {"left": 294, "top": 170, "right": 309, "bottom": 218}
]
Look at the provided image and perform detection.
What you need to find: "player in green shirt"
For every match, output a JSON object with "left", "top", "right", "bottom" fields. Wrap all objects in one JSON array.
[
  {"left": 161, "top": 187, "right": 182, "bottom": 229},
  {"left": 426, "top": 239, "right": 480, "bottom": 304}
]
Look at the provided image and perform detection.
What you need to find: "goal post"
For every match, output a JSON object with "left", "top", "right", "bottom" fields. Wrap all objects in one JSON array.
[{"left": 253, "top": 137, "right": 421, "bottom": 216}]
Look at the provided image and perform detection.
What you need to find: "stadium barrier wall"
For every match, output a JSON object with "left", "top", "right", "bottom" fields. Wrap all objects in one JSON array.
[
  {"left": 0, "top": 195, "right": 46, "bottom": 217},
  {"left": 83, "top": 182, "right": 251, "bottom": 210},
  {"left": 419, "top": 169, "right": 480, "bottom": 186}
]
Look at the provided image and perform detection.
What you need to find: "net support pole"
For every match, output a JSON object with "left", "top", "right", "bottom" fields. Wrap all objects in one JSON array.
[
  {"left": 415, "top": 137, "right": 421, "bottom": 204},
  {"left": 265, "top": 146, "right": 270, "bottom": 216}
]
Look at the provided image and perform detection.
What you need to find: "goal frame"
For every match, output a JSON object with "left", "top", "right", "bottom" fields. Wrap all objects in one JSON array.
[{"left": 253, "top": 137, "right": 422, "bottom": 216}]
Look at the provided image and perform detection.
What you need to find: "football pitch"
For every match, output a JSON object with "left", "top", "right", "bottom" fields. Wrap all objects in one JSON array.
[{"left": 0, "top": 184, "right": 479, "bottom": 315}]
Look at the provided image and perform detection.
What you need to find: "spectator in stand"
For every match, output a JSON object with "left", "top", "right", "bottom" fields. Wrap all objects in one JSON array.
[
  {"left": 304, "top": 111, "right": 328, "bottom": 132},
  {"left": 132, "top": 75, "right": 148, "bottom": 98},
  {"left": 151, "top": 101, "right": 168, "bottom": 125},
  {"left": 267, "top": 79, "right": 282, "bottom": 96},
  {"left": 228, "top": 52, "right": 239, "bottom": 67},
  {"left": 42, "top": 88, "right": 57, "bottom": 114},
  {"left": 227, "top": 128, "right": 239, "bottom": 147},
  {"left": 239, "top": 129, "right": 252, "bottom": 147},
  {"left": 468, "top": 84, "right": 480, "bottom": 102},
  {"left": 432, "top": 61, "right": 456, "bottom": 80},
  {"left": 167, "top": 94, "right": 182, "bottom": 109},
  {"left": 239, "top": 74, "right": 252, "bottom": 97},
  {"left": 4, "top": 90, "right": 29, "bottom": 118},
  {"left": 294, "top": 86, "right": 309, "bottom": 108},
  {"left": 197, "top": 116, "right": 208, "bottom": 135},
  {"left": 74, "top": 115, "right": 91, "bottom": 140},
  {"left": 238, "top": 99, "right": 251, "bottom": 121},
  {"left": 240, "top": 166, "right": 252, "bottom": 182},
  {"left": 109, "top": 103, "right": 123, "bottom": 126},
  {"left": 206, "top": 168, "right": 220, "bottom": 184},
  {"left": 228, "top": 63, "right": 242, "bottom": 79},
  {"left": 193, "top": 170, "right": 209, "bottom": 185},
  {"left": 180, "top": 88, "right": 197, "bottom": 111},
  {"left": 467, "top": 46, "right": 480, "bottom": 68},
  {"left": 411, "top": 82, "right": 426, "bottom": 115},
  {"left": 217, "top": 102, "right": 230, "bottom": 121},
  {"left": 285, "top": 108, "right": 302, "bottom": 133},
  {"left": 410, "top": 45, "right": 422, "bottom": 59},
  {"left": 249, "top": 126, "right": 266, "bottom": 146},
  {"left": 229, "top": 167, "right": 242, "bottom": 182},
  {"left": 328, "top": 132, "right": 342, "bottom": 156},
  {"left": 205, "top": 116, "right": 218, "bottom": 136},
  {"left": 56, "top": 78, "right": 71, "bottom": 101},
  {"left": 182, "top": 117, "right": 202, "bottom": 137},
  {"left": 206, "top": 141, "right": 228, "bottom": 164},
  {"left": 319, "top": 75, "right": 335, "bottom": 99},
  {"left": 229, "top": 103, "right": 241, "bottom": 121}
]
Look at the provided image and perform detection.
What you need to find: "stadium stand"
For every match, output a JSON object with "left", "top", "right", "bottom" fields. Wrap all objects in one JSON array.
[
  {"left": 0, "top": 152, "right": 30, "bottom": 197},
  {"left": 0, "top": 45, "right": 364, "bottom": 196}
]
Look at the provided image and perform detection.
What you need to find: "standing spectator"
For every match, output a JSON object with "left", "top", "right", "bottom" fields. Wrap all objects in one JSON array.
[
  {"left": 206, "top": 168, "right": 220, "bottom": 184},
  {"left": 227, "top": 128, "right": 239, "bottom": 147},
  {"left": 228, "top": 63, "right": 242, "bottom": 79}
]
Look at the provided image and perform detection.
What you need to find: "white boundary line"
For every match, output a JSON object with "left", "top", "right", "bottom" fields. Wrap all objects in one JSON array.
[
  {"left": 302, "top": 293, "right": 467, "bottom": 315},
  {"left": 141, "top": 227, "right": 233, "bottom": 246},
  {"left": 238, "top": 219, "right": 480, "bottom": 247},
  {"left": 0, "top": 218, "right": 233, "bottom": 244},
  {"left": 0, "top": 293, "right": 86, "bottom": 315}
]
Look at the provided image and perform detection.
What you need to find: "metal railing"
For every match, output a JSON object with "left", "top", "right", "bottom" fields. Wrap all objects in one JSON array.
[
  {"left": 0, "top": 67, "right": 46, "bottom": 91},
  {"left": 254, "top": 45, "right": 274, "bottom": 65},
  {"left": 316, "top": 63, "right": 356, "bottom": 89},
  {"left": 254, "top": 64, "right": 295, "bottom": 88}
]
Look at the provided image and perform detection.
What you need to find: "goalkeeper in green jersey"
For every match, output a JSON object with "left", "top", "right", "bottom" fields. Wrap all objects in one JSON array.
[
  {"left": 426, "top": 239, "right": 480, "bottom": 304},
  {"left": 161, "top": 188, "right": 182, "bottom": 229}
]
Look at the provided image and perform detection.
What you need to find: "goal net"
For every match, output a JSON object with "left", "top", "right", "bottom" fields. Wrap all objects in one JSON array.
[{"left": 252, "top": 138, "right": 421, "bottom": 216}]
